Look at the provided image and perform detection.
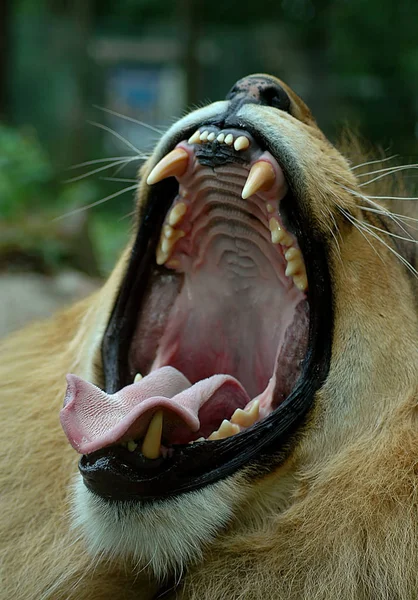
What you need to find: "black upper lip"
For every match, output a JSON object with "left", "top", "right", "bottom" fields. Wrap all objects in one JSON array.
[{"left": 79, "top": 118, "right": 334, "bottom": 502}]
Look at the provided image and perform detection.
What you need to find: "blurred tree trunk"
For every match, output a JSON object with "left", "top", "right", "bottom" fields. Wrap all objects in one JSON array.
[
  {"left": 0, "top": 0, "right": 10, "bottom": 119},
  {"left": 178, "top": 0, "right": 201, "bottom": 107}
]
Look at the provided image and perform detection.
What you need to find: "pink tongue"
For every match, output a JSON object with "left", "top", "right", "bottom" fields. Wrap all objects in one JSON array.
[{"left": 60, "top": 366, "right": 250, "bottom": 454}]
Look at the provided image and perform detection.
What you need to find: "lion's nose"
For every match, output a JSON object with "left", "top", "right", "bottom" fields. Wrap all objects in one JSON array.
[{"left": 226, "top": 75, "right": 291, "bottom": 113}]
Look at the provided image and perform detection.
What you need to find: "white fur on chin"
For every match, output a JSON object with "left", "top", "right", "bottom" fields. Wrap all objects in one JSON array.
[{"left": 72, "top": 473, "right": 237, "bottom": 579}]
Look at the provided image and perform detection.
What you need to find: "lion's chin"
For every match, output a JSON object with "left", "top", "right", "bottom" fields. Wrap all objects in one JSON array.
[{"left": 72, "top": 473, "right": 238, "bottom": 578}]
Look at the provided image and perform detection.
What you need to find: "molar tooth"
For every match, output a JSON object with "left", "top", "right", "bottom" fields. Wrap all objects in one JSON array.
[
  {"left": 224, "top": 133, "right": 234, "bottom": 145},
  {"left": 168, "top": 202, "right": 187, "bottom": 226},
  {"left": 127, "top": 440, "right": 138, "bottom": 452},
  {"left": 284, "top": 247, "right": 299, "bottom": 261},
  {"left": 147, "top": 148, "right": 189, "bottom": 185},
  {"left": 230, "top": 400, "right": 260, "bottom": 427},
  {"left": 285, "top": 261, "right": 303, "bottom": 277},
  {"left": 188, "top": 130, "right": 201, "bottom": 144},
  {"left": 217, "top": 133, "right": 225, "bottom": 143},
  {"left": 266, "top": 203, "right": 275, "bottom": 213},
  {"left": 242, "top": 161, "right": 275, "bottom": 200},
  {"left": 156, "top": 246, "right": 169, "bottom": 265},
  {"left": 200, "top": 130, "right": 209, "bottom": 142},
  {"left": 293, "top": 273, "right": 308, "bottom": 292},
  {"left": 134, "top": 373, "right": 143, "bottom": 383},
  {"left": 141, "top": 410, "right": 163, "bottom": 459},
  {"left": 163, "top": 225, "right": 174, "bottom": 239},
  {"left": 234, "top": 136, "right": 250, "bottom": 151},
  {"left": 161, "top": 237, "right": 171, "bottom": 253},
  {"left": 207, "top": 132, "right": 216, "bottom": 141},
  {"left": 208, "top": 420, "right": 240, "bottom": 441}
]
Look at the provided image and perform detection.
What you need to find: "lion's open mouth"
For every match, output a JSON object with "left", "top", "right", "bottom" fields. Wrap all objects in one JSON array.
[{"left": 60, "top": 78, "right": 333, "bottom": 501}]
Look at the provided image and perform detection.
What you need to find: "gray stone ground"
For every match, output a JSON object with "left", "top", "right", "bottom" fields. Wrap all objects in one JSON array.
[{"left": 0, "top": 271, "right": 100, "bottom": 338}]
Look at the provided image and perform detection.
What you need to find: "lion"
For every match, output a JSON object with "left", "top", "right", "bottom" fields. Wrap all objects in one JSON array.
[{"left": 1, "top": 74, "right": 418, "bottom": 600}]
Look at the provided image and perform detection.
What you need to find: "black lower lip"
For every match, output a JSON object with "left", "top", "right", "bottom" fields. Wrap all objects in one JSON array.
[{"left": 89, "top": 132, "right": 334, "bottom": 502}]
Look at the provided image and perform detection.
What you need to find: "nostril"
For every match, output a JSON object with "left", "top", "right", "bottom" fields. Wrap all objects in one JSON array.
[{"left": 259, "top": 85, "right": 291, "bottom": 112}]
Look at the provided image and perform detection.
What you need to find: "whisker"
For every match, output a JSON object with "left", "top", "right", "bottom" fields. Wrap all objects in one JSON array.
[
  {"left": 338, "top": 207, "right": 385, "bottom": 264},
  {"left": 360, "top": 221, "right": 418, "bottom": 244},
  {"left": 355, "top": 163, "right": 418, "bottom": 177},
  {"left": 358, "top": 206, "right": 418, "bottom": 227},
  {"left": 52, "top": 184, "right": 138, "bottom": 222},
  {"left": 88, "top": 120, "right": 142, "bottom": 154},
  {"left": 358, "top": 165, "right": 418, "bottom": 187},
  {"left": 339, "top": 207, "right": 418, "bottom": 277},
  {"left": 101, "top": 177, "right": 138, "bottom": 183},
  {"left": 67, "top": 156, "right": 142, "bottom": 170},
  {"left": 64, "top": 157, "right": 139, "bottom": 183},
  {"left": 93, "top": 105, "right": 165, "bottom": 135},
  {"left": 360, "top": 194, "right": 418, "bottom": 201},
  {"left": 350, "top": 155, "right": 398, "bottom": 171},
  {"left": 340, "top": 185, "right": 416, "bottom": 240}
]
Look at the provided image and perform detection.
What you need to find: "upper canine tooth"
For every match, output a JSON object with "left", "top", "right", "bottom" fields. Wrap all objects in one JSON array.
[
  {"left": 141, "top": 410, "right": 163, "bottom": 459},
  {"left": 230, "top": 400, "right": 260, "bottom": 427},
  {"left": 168, "top": 202, "right": 187, "bottom": 226},
  {"left": 234, "top": 136, "right": 250, "bottom": 151},
  {"left": 217, "top": 133, "right": 225, "bottom": 143},
  {"left": 242, "top": 161, "right": 275, "bottom": 200},
  {"left": 188, "top": 130, "right": 201, "bottom": 144},
  {"left": 224, "top": 133, "right": 234, "bottom": 145},
  {"left": 200, "top": 130, "right": 209, "bottom": 142},
  {"left": 207, "top": 132, "right": 216, "bottom": 141},
  {"left": 147, "top": 148, "right": 189, "bottom": 185}
]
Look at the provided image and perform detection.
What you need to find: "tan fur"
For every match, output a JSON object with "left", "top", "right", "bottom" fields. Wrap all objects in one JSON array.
[{"left": 1, "top": 76, "right": 418, "bottom": 599}]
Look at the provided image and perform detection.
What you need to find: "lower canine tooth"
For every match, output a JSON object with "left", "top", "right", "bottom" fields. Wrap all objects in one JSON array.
[
  {"left": 147, "top": 148, "right": 189, "bottom": 185},
  {"left": 141, "top": 411, "right": 163, "bottom": 459},
  {"left": 242, "top": 161, "right": 275, "bottom": 200}
]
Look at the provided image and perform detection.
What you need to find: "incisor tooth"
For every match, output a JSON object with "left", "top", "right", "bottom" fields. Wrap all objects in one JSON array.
[
  {"left": 242, "top": 161, "right": 275, "bottom": 200},
  {"left": 224, "top": 133, "right": 234, "bottom": 145},
  {"left": 208, "top": 420, "right": 240, "bottom": 440},
  {"left": 147, "top": 148, "right": 189, "bottom": 185},
  {"left": 168, "top": 202, "right": 187, "bottom": 226},
  {"left": 200, "top": 130, "right": 209, "bottom": 141},
  {"left": 141, "top": 410, "right": 163, "bottom": 459},
  {"left": 234, "top": 136, "right": 250, "bottom": 151},
  {"left": 188, "top": 130, "right": 201, "bottom": 144},
  {"left": 230, "top": 400, "right": 260, "bottom": 427},
  {"left": 134, "top": 373, "right": 143, "bottom": 383},
  {"left": 127, "top": 440, "right": 138, "bottom": 452},
  {"left": 217, "top": 133, "right": 225, "bottom": 143},
  {"left": 207, "top": 132, "right": 216, "bottom": 141}
]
